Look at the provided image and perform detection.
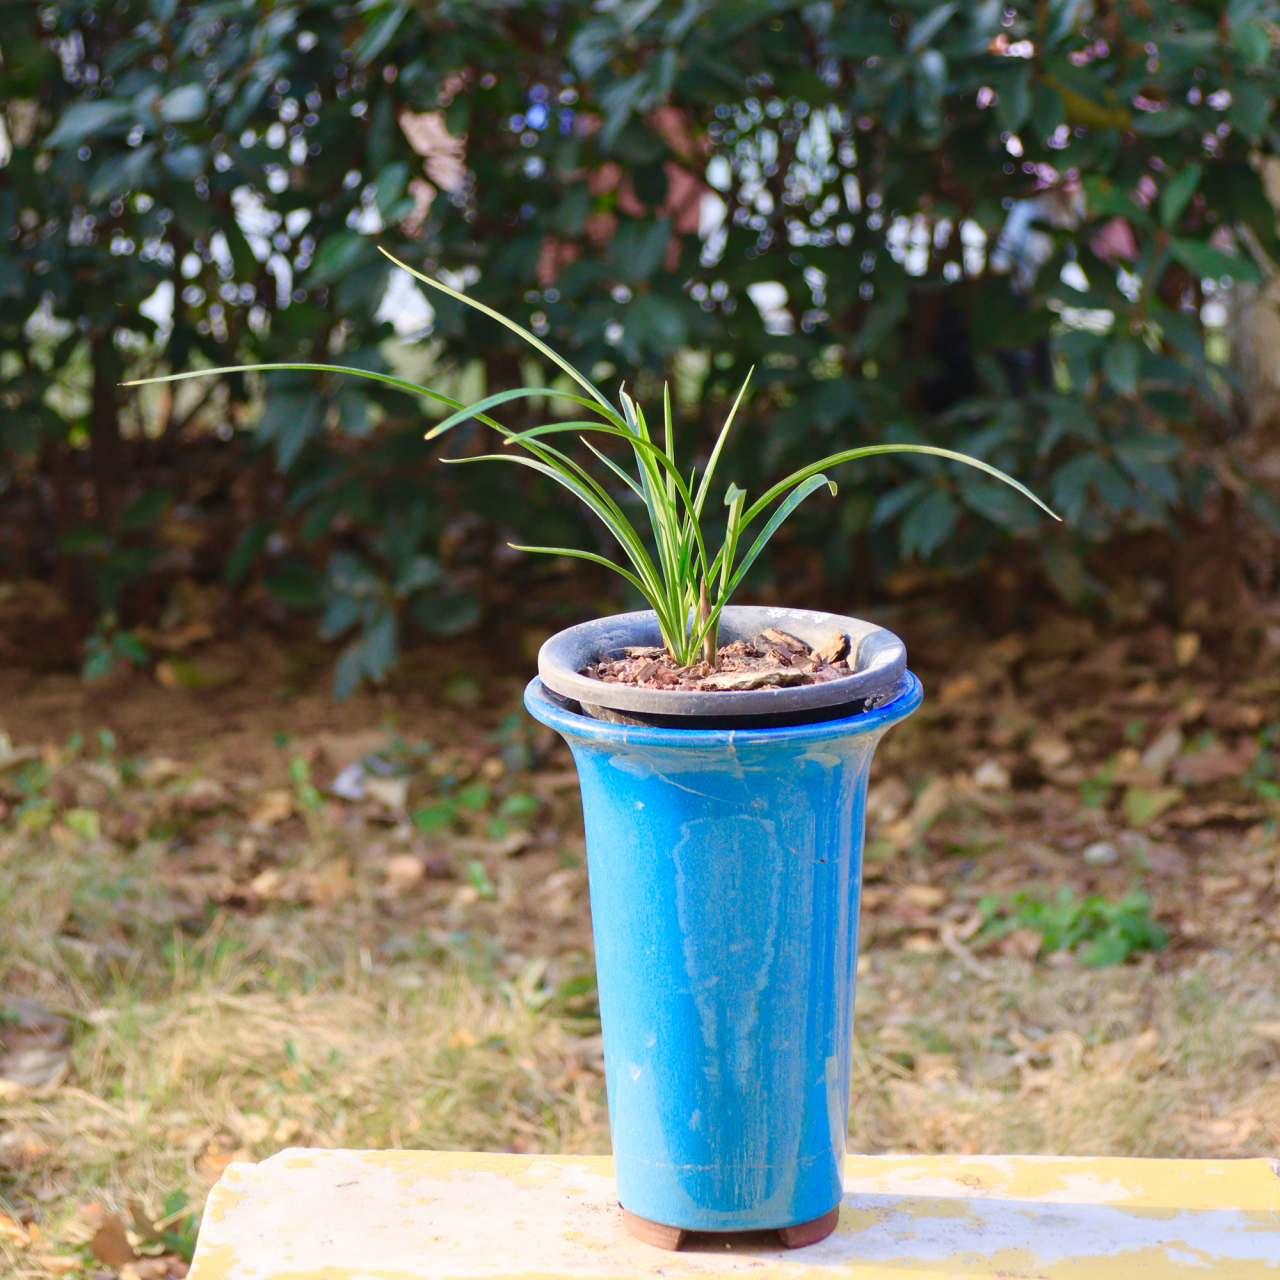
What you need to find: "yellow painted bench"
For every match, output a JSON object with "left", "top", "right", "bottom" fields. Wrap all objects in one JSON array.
[{"left": 189, "top": 1148, "right": 1280, "bottom": 1278}]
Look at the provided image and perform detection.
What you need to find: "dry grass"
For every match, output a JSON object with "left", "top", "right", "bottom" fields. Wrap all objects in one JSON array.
[
  {"left": 850, "top": 947, "right": 1280, "bottom": 1159},
  {"left": 0, "top": 831, "right": 607, "bottom": 1199},
  {"left": 4, "top": 609, "right": 1280, "bottom": 1276},
  {"left": 4, "top": 819, "right": 1279, "bottom": 1274}
]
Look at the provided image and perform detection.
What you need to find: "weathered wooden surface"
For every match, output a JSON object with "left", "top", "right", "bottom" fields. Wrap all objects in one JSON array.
[{"left": 190, "top": 1148, "right": 1280, "bottom": 1279}]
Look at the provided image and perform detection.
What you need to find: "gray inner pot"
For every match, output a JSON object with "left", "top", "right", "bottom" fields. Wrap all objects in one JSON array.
[{"left": 537, "top": 606, "right": 908, "bottom": 729}]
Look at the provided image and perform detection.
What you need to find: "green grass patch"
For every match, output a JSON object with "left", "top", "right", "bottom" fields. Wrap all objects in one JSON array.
[{"left": 978, "top": 887, "right": 1168, "bottom": 967}]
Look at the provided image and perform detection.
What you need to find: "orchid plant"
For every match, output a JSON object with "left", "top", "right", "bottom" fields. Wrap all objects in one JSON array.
[{"left": 130, "top": 248, "right": 1059, "bottom": 667}]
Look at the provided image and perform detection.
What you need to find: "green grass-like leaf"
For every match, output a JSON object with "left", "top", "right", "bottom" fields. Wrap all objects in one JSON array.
[{"left": 125, "top": 249, "right": 1059, "bottom": 665}]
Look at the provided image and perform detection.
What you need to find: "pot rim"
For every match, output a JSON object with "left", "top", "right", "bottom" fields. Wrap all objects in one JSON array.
[
  {"left": 524, "top": 670, "right": 923, "bottom": 746},
  {"left": 536, "top": 605, "right": 906, "bottom": 722}
]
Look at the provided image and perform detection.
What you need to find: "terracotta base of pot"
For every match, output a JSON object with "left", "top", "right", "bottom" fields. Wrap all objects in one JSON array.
[
  {"left": 622, "top": 1205, "right": 840, "bottom": 1252},
  {"left": 778, "top": 1206, "right": 841, "bottom": 1248}
]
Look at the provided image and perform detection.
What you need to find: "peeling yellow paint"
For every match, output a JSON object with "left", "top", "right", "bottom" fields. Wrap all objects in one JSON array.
[
  {"left": 841, "top": 1153, "right": 1280, "bottom": 1212},
  {"left": 886, "top": 1195, "right": 985, "bottom": 1223},
  {"left": 189, "top": 1149, "right": 1280, "bottom": 1280},
  {"left": 829, "top": 1206, "right": 883, "bottom": 1235}
]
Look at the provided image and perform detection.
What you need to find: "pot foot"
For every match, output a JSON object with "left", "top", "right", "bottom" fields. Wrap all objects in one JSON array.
[
  {"left": 622, "top": 1209, "right": 688, "bottom": 1251},
  {"left": 778, "top": 1206, "right": 840, "bottom": 1249},
  {"left": 621, "top": 1206, "right": 840, "bottom": 1252}
]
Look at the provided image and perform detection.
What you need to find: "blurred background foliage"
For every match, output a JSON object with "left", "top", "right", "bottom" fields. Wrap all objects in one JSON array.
[{"left": 4, "top": 0, "right": 1280, "bottom": 693}]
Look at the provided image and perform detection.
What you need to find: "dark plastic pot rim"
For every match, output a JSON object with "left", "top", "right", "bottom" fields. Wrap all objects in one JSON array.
[
  {"left": 525, "top": 670, "right": 923, "bottom": 746},
  {"left": 536, "top": 606, "right": 908, "bottom": 728}
]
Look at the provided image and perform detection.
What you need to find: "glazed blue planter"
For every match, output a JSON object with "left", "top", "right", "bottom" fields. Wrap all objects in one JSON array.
[{"left": 524, "top": 669, "right": 922, "bottom": 1234}]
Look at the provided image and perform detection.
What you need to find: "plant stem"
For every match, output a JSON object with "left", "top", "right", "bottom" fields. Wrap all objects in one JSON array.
[{"left": 700, "top": 578, "right": 715, "bottom": 669}]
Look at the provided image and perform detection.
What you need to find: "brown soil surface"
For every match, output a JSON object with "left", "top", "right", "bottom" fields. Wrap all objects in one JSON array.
[
  {"left": 585, "top": 626, "right": 853, "bottom": 692},
  {"left": 0, "top": 586, "right": 1274, "bottom": 973}
]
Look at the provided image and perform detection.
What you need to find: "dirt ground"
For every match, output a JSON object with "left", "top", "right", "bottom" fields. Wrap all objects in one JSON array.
[{"left": 1, "top": 583, "right": 1279, "bottom": 1276}]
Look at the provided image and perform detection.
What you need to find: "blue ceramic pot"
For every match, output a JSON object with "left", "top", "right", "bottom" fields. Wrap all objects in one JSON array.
[{"left": 523, "top": 670, "right": 922, "bottom": 1233}]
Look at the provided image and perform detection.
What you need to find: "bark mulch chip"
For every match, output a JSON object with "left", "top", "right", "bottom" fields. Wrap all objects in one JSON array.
[{"left": 583, "top": 629, "right": 852, "bottom": 692}]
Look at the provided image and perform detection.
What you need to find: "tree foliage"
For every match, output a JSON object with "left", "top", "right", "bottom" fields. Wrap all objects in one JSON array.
[{"left": 3, "top": 0, "right": 1278, "bottom": 690}]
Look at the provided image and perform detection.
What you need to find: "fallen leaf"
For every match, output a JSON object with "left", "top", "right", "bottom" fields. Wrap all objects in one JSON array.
[
  {"left": 972, "top": 759, "right": 1010, "bottom": 791},
  {"left": 1166, "top": 801, "right": 1263, "bottom": 827},
  {"left": 979, "top": 1051, "right": 1019, "bottom": 1081},
  {"left": 1091, "top": 1028, "right": 1162, "bottom": 1078},
  {"left": 445, "top": 831, "right": 530, "bottom": 858},
  {"left": 247, "top": 789, "right": 292, "bottom": 826},
  {"left": 1, "top": 996, "right": 71, "bottom": 1051},
  {"left": 938, "top": 673, "right": 980, "bottom": 706},
  {"left": 305, "top": 858, "right": 352, "bottom": 906},
  {"left": 884, "top": 777, "right": 951, "bottom": 849},
  {"left": 157, "top": 519, "right": 210, "bottom": 551},
  {"left": 0, "top": 998, "right": 71, "bottom": 1092},
  {"left": 175, "top": 777, "right": 227, "bottom": 813},
  {"left": 129, "top": 1203, "right": 162, "bottom": 1245},
  {"left": 0, "top": 732, "right": 40, "bottom": 771},
  {"left": 135, "top": 619, "right": 214, "bottom": 651},
  {"left": 35, "top": 1257, "right": 83, "bottom": 1274},
  {"left": 248, "top": 868, "right": 284, "bottom": 899},
  {"left": 1177, "top": 695, "right": 1207, "bottom": 724},
  {"left": 1140, "top": 726, "right": 1184, "bottom": 778},
  {"left": 1174, "top": 632, "right": 1200, "bottom": 666},
  {"left": 1123, "top": 785, "right": 1184, "bottom": 828},
  {"left": 364, "top": 776, "right": 408, "bottom": 812},
  {"left": 311, "top": 730, "right": 392, "bottom": 770},
  {"left": 90, "top": 1214, "right": 136, "bottom": 1267},
  {"left": 1028, "top": 736, "right": 1073, "bottom": 771},
  {"left": 121, "top": 1258, "right": 190, "bottom": 1280},
  {"left": 1112, "top": 747, "right": 1159, "bottom": 788},
  {"left": 77, "top": 1201, "right": 105, "bottom": 1225},
  {"left": 1078, "top": 637, "right": 1130, "bottom": 674},
  {"left": 0, "top": 1046, "right": 70, "bottom": 1090},
  {"left": 913, "top": 1052, "right": 958, "bottom": 1081},
  {"left": 988, "top": 633, "right": 1028, "bottom": 663},
  {"left": 1121, "top": 680, "right": 1164, "bottom": 706},
  {"left": 195, "top": 1137, "right": 248, "bottom": 1181},
  {"left": 1201, "top": 874, "right": 1245, "bottom": 897},
  {"left": 154, "top": 656, "right": 242, "bottom": 691},
  {"left": 903, "top": 933, "right": 938, "bottom": 953},
  {"left": 866, "top": 776, "right": 911, "bottom": 827},
  {"left": 1173, "top": 743, "right": 1257, "bottom": 786},
  {"left": 0, "top": 1212, "right": 29, "bottom": 1245},
  {"left": 1207, "top": 702, "right": 1266, "bottom": 730},
  {"left": 328, "top": 762, "right": 366, "bottom": 801},
  {"left": 1248, "top": 1021, "right": 1280, "bottom": 1042},
  {"left": 1193, "top": 1115, "right": 1259, "bottom": 1148},
  {"left": 901, "top": 884, "right": 947, "bottom": 910},
  {"left": 1001, "top": 928, "right": 1043, "bottom": 961},
  {"left": 0, "top": 1123, "right": 53, "bottom": 1168},
  {"left": 140, "top": 758, "right": 188, "bottom": 786},
  {"left": 940, "top": 921, "right": 995, "bottom": 979},
  {"left": 384, "top": 853, "right": 426, "bottom": 894}
]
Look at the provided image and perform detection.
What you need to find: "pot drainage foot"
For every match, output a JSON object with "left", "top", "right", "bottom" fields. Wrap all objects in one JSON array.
[
  {"left": 622, "top": 1206, "right": 840, "bottom": 1252},
  {"left": 778, "top": 1206, "right": 840, "bottom": 1248},
  {"left": 622, "top": 1209, "right": 688, "bottom": 1251}
]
